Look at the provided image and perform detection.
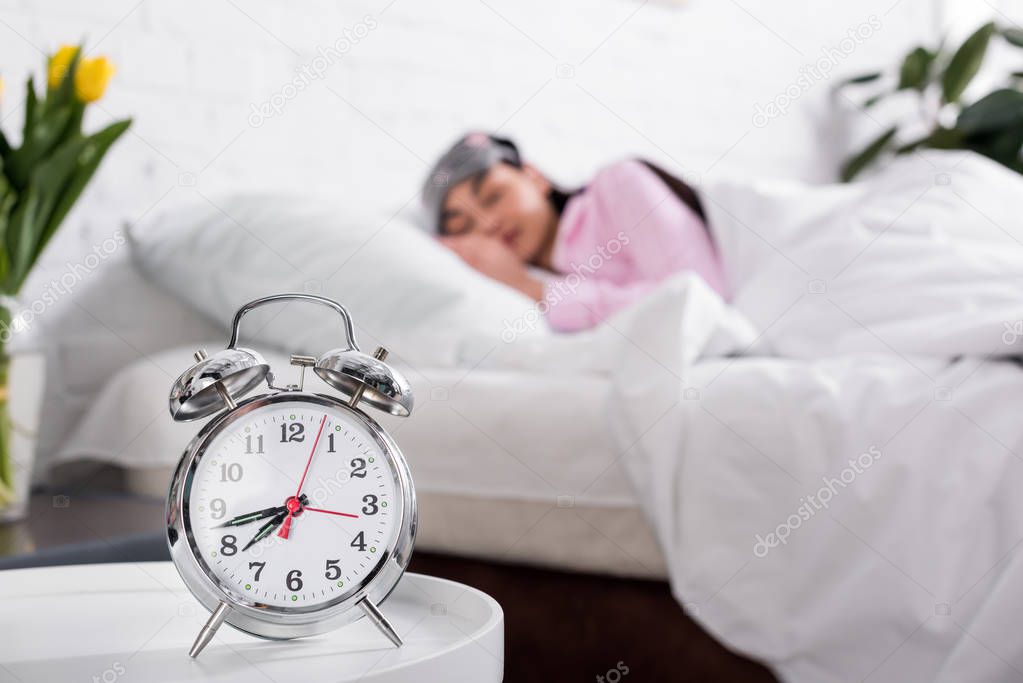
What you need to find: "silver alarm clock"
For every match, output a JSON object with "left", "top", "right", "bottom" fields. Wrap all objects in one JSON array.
[{"left": 165, "top": 294, "right": 416, "bottom": 657}]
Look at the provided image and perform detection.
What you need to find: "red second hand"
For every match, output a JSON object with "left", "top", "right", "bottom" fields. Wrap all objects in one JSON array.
[
  {"left": 278, "top": 414, "right": 327, "bottom": 539},
  {"left": 304, "top": 507, "right": 359, "bottom": 519}
]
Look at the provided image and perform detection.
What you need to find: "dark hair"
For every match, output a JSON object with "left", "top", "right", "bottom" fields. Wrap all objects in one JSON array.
[
  {"left": 547, "top": 184, "right": 575, "bottom": 215},
  {"left": 636, "top": 160, "right": 706, "bottom": 222},
  {"left": 545, "top": 159, "right": 707, "bottom": 225}
]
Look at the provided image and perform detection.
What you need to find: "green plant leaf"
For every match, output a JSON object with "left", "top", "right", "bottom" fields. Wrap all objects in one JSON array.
[
  {"left": 895, "top": 135, "right": 928, "bottom": 154},
  {"left": 897, "top": 127, "right": 965, "bottom": 154},
  {"left": 863, "top": 93, "right": 887, "bottom": 108},
  {"left": 964, "top": 125, "right": 1023, "bottom": 168},
  {"left": 942, "top": 22, "right": 996, "bottom": 103},
  {"left": 841, "top": 126, "right": 898, "bottom": 182},
  {"left": 842, "top": 71, "right": 883, "bottom": 86},
  {"left": 898, "top": 47, "right": 935, "bottom": 91},
  {"left": 957, "top": 88, "right": 1023, "bottom": 135},
  {"left": 926, "top": 127, "right": 966, "bottom": 149},
  {"left": 1003, "top": 27, "right": 1023, "bottom": 48}
]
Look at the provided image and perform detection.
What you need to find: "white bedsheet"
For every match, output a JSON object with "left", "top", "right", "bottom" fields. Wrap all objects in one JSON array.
[
  {"left": 51, "top": 347, "right": 631, "bottom": 506},
  {"left": 478, "top": 151, "right": 1023, "bottom": 682},
  {"left": 53, "top": 346, "right": 672, "bottom": 577}
]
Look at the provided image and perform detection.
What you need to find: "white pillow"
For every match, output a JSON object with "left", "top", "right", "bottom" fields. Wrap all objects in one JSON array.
[{"left": 129, "top": 193, "right": 545, "bottom": 367}]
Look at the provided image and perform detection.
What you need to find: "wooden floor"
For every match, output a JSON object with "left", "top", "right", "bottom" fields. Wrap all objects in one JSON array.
[{"left": 410, "top": 552, "right": 778, "bottom": 682}]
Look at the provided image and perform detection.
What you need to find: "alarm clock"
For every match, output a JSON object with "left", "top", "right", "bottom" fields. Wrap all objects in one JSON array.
[{"left": 165, "top": 294, "right": 416, "bottom": 658}]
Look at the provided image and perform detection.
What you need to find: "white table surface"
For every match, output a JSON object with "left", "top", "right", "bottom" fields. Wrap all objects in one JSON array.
[{"left": 0, "top": 562, "right": 503, "bottom": 682}]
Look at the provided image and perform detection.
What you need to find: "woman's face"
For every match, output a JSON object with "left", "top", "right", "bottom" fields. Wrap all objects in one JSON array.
[{"left": 439, "top": 162, "right": 557, "bottom": 263}]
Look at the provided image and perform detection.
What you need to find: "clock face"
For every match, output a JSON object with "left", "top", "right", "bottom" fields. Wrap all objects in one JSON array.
[{"left": 184, "top": 398, "right": 402, "bottom": 611}]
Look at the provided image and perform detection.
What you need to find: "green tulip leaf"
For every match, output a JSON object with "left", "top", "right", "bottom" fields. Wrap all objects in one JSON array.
[
  {"left": 22, "top": 77, "right": 37, "bottom": 150},
  {"left": 5, "top": 136, "right": 88, "bottom": 289},
  {"left": 32, "top": 119, "right": 131, "bottom": 272},
  {"left": 0, "top": 174, "right": 12, "bottom": 287},
  {"left": 3, "top": 183, "right": 41, "bottom": 292},
  {"left": 5, "top": 105, "right": 72, "bottom": 191},
  {"left": 841, "top": 126, "right": 898, "bottom": 182},
  {"left": 45, "top": 47, "right": 81, "bottom": 116},
  {"left": 942, "top": 22, "right": 996, "bottom": 103},
  {"left": 5, "top": 141, "right": 85, "bottom": 288}
]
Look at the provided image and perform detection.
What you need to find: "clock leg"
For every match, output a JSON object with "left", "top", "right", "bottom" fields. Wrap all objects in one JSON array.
[
  {"left": 358, "top": 598, "right": 403, "bottom": 647},
  {"left": 189, "top": 601, "right": 230, "bottom": 658}
]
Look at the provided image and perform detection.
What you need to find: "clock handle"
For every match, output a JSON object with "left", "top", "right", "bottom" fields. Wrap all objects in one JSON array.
[
  {"left": 227, "top": 293, "right": 360, "bottom": 352},
  {"left": 359, "top": 598, "right": 403, "bottom": 647},
  {"left": 189, "top": 600, "right": 230, "bottom": 658}
]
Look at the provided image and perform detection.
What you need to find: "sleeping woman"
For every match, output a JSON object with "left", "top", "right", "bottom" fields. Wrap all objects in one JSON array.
[{"left": 421, "top": 132, "right": 731, "bottom": 332}]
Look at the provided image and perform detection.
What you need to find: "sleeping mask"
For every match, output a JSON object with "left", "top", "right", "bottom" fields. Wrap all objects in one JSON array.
[{"left": 421, "top": 132, "right": 521, "bottom": 233}]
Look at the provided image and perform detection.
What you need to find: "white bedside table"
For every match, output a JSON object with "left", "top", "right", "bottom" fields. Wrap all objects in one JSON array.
[{"left": 0, "top": 562, "right": 503, "bottom": 682}]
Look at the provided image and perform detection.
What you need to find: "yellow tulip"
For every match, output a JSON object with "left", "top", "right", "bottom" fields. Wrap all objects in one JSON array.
[
  {"left": 48, "top": 45, "right": 79, "bottom": 89},
  {"left": 74, "top": 57, "right": 115, "bottom": 103}
]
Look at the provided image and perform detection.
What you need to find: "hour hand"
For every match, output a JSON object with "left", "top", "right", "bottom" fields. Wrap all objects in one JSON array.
[
  {"left": 214, "top": 495, "right": 308, "bottom": 528},
  {"left": 242, "top": 511, "right": 287, "bottom": 552}
]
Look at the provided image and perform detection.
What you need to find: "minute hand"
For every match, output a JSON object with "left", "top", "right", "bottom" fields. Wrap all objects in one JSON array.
[
  {"left": 215, "top": 495, "right": 308, "bottom": 528},
  {"left": 215, "top": 505, "right": 284, "bottom": 528}
]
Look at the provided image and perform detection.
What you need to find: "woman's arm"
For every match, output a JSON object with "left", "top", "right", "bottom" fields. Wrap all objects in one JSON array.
[{"left": 441, "top": 233, "right": 544, "bottom": 300}]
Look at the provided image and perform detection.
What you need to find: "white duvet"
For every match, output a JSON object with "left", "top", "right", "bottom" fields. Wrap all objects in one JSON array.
[{"left": 488, "top": 151, "right": 1023, "bottom": 682}]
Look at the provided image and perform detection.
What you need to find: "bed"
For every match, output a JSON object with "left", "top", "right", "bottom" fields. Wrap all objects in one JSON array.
[{"left": 52, "top": 344, "right": 668, "bottom": 580}]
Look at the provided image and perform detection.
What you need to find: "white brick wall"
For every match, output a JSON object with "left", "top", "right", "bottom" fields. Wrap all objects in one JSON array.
[
  {"left": 11, "top": 0, "right": 1018, "bottom": 472},
  {"left": 1, "top": 0, "right": 952, "bottom": 300}
]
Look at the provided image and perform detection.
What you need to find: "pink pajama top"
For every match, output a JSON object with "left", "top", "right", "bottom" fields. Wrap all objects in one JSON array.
[{"left": 543, "top": 160, "right": 731, "bottom": 332}]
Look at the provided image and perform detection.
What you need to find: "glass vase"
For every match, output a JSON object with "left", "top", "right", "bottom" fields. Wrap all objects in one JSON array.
[{"left": 0, "top": 299, "right": 43, "bottom": 524}]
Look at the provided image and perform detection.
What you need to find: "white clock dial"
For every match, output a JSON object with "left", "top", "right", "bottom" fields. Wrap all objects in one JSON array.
[{"left": 185, "top": 400, "right": 399, "bottom": 610}]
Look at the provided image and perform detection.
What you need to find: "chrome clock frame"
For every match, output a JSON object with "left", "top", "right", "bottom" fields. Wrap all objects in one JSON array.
[{"left": 166, "top": 390, "right": 417, "bottom": 641}]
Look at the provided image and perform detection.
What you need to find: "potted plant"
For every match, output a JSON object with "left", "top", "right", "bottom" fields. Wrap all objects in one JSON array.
[
  {"left": 838, "top": 23, "right": 1023, "bottom": 181},
  {"left": 0, "top": 45, "right": 131, "bottom": 519}
]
